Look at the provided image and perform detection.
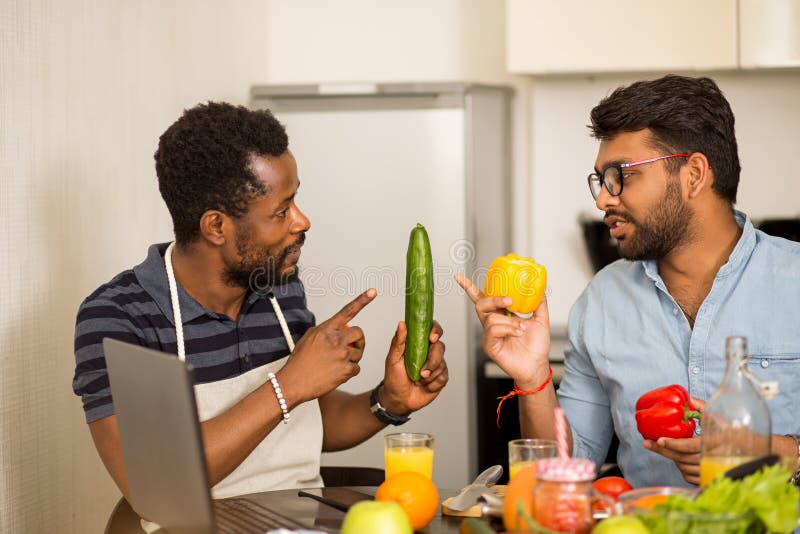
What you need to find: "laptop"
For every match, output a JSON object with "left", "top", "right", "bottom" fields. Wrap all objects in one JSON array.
[{"left": 102, "top": 338, "right": 316, "bottom": 534}]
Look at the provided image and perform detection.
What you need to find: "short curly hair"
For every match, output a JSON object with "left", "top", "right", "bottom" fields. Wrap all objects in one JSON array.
[
  {"left": 155, "top": 102, "right": 289, "bottom": 243},
  {"left": 590, "top": 75, "right": 741, "bottom": 204}
]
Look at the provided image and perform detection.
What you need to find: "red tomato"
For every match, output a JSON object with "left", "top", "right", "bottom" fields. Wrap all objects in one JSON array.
[{"left": 592, "top": 476, "right": 634, "bottom": 500}]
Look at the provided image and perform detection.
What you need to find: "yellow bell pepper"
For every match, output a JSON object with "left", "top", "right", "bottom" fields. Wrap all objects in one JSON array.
[{"left": 484, "top": 253, "right": 547, "bottom": 314}]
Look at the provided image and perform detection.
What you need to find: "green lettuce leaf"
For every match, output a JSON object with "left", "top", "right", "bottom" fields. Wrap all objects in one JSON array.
[
  {"left": 635, "top": 465, "right": 798, "bottom": 534},
  {"left": 736, "top": 464, "right": 799, "bottom": 532}
]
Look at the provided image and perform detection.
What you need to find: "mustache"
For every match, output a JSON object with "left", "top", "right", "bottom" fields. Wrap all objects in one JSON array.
[
  {"left": 281, "top": 233, "right": 306, "bottom": 258},
  {"left": 288, "top": 233, "right": 306, "bottom": 252}
]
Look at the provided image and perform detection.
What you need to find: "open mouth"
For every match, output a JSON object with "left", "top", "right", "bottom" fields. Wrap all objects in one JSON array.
[
  {"left": 605, "top": 215, "right": 630, "bottom": 239},
  {"left": 609, "top": 221, "right": 628, "bottom": 239}
]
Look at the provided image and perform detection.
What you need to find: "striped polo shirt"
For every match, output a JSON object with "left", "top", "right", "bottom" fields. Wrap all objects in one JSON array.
[{"left": 73, "top": 243, "right": 315, "bottom": 423}]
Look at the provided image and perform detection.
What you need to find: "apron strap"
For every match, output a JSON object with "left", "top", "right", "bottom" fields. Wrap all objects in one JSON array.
[
  {"left": 164, "top": 242, "right": 186, "bottom": 362},
  {"left": 164, "top": 242, "right": 296, "bottom": 359},
  {"left": 269, "top": 295, "right": 296, "bottom": 352}
]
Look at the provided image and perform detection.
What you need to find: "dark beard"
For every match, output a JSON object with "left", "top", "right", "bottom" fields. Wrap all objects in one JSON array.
[
  {"left": 613, "top": 180, "right": 694, "bottom": 261},
  {"left": 222, "top": 229, "right": 305, "bottom": 293}
]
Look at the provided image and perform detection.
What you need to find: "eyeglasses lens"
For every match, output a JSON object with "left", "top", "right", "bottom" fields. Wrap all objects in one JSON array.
[
  {"left": 603, "top": 166, "right": 621, "bottom": 196},
  {"left": 589, "top": 175, "right": 602, "bottom": 199}
]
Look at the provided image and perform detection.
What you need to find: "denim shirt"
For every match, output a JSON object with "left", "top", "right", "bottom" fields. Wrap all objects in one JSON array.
[{"left": 557, "top": 211, "right": 800, "bottom": 488}]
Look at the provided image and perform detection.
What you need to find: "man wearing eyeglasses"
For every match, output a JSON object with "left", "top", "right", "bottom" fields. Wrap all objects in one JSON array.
[{"left": 457, "top": 74, "right": 800, "bottom": 488}]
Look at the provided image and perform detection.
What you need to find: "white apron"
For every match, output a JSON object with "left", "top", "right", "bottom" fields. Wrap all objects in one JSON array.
[
  {"left": 142, "top": 248, "right": 323, "bottom": 531},
  {"left": 164, "top": 242, "right": 323, "bottom": 498}
]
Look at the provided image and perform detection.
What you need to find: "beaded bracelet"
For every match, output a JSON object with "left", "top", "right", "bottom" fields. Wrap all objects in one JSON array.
[
  {"left": 495, "top": 367, "right": 553, "bottom": 428},
  {"left": 267, "top": 372, "right": 290, "bottom": 424}
]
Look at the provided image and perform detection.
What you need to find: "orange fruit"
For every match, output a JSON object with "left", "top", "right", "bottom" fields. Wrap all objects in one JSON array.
[
  {"left": 503, "top": 464, "right": 538, "bottom": 532},
  {"left": 375, "top": 471, "right": 439, "bottom": 530},
  {"left": 631, "top": 493, "right": 669, "bottom": 509}
]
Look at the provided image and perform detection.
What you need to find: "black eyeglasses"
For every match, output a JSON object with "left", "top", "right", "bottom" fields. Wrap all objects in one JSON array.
[{"left": 587, "top": 153, "right": 690, "bottom": 200}]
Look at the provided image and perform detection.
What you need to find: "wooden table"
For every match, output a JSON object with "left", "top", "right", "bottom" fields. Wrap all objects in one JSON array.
[{"left": 106, "top": 487, "right": 484, "bottom": 533}]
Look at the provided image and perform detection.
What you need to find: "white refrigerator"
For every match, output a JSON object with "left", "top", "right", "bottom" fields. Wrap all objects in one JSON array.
[{"left": 250, "top": 83, "right": 512, "bottom": 488}]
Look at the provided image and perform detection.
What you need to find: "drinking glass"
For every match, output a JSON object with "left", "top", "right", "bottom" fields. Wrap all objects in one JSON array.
[
  {"left": 384, "top": 432, "right": 434, "bottom": 479},
  {"left": 508, "top": 438, "right": 558, "bottom": 480}
]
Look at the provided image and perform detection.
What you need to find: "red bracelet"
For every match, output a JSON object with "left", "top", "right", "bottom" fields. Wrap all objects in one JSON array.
[{"left": 496, "top": 367, "right": 553, "bottom": 428}]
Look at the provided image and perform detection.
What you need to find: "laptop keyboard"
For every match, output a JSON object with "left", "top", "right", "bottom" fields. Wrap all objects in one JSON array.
[{"left": 215, "top": 497, "right": 310, "bottom": 533}]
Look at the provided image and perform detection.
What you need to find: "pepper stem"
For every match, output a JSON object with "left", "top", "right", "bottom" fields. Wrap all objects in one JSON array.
[
  {"left": 504, "top": 309, "right": 514, "bottom": 317},
  {"left": 684, "top": 408, "right": 702, "bottom": 421}
]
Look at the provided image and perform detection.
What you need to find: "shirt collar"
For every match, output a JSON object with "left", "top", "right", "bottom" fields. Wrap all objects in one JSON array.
[
  {"left": 717, "top": 210, "right": 756, "bottom": 277},
  {"left": 133, "top": 243, "right": 211, "bottom": 325},
  {"left": 642, "top": 209, "right": 756, "bottom": 282}
]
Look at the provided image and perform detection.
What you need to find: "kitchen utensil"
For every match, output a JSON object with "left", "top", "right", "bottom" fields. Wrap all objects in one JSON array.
[{"left": 447, "top": 465, "right": 503, "bottom": 511}]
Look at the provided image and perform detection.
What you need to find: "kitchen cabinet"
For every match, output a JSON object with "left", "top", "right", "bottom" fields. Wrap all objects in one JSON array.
[
  {"left": 506, "top": 0, "right": 738, "bottom": 74},
  {"left": 739, "top": 0, "right": 800, "bottom": 68},
  {"left": 262, "top": 0, "right": 508, "bottom": 84}
]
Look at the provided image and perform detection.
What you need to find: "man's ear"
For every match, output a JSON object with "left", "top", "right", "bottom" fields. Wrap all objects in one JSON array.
[
  {"left": 198, "top": 210, "right": 228, "bottom": 246},
  {"left": 684, "top": 152, "right": 712, "bottom": 199}
]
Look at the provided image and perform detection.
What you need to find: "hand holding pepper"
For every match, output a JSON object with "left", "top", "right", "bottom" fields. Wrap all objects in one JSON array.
[
  {"left": 635, "top": 384, "right": 702, "bottom": 441},
  {"left": 483, "top": 253, "right": 547, "bottom": 315},
  {"left": 455, "top": 263, "right": 551, "bottom": 390}
]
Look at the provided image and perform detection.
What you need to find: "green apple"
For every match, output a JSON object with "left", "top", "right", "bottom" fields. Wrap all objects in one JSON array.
[
  {"left": 340, "top": 500, "right": 413, "bottom": 534},
  {"left": 591, "top": 515, "right": 649, "bottom": 534}
]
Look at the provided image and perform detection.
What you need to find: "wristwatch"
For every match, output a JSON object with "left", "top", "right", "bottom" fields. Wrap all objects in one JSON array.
[
  {"left": 369, "top": 381, "right": 410, "bottom": 426},
  {"left": 787, "top": 435, "right": 800, "bottom": 486}
]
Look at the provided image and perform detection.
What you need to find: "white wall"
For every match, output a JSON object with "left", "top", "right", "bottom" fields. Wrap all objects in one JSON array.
[
  {"left": 0, "top": 1, "right": 271, "bottom": 531},
  {"left": 529, "top": 72, "right": 800, "bottom": 328}
]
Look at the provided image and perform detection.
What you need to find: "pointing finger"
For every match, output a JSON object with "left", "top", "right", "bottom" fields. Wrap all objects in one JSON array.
[
  {"left": 327, "top": 288, "right": 377, "bottom": 328},
  {"left": 454, "top": 274, "right": 483, "bottom": 304}
]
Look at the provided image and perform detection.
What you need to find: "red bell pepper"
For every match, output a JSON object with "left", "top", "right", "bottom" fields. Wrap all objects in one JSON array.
[{"left": 635, "top": 384, "right": 702, "bottom": 441}]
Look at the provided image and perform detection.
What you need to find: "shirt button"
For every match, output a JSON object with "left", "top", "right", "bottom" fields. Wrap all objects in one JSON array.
[
  {"left": 673, "top": 308, "right": 679, "bottom": 315},
  {"left": 692, "top": 366, "right": 700, "bottom": 374},
  {"left": 242, "top": 354, "right": 250, "bottom": 364},
  {"left": 760, "top": 359, "right": 769, "bottom": 368}
]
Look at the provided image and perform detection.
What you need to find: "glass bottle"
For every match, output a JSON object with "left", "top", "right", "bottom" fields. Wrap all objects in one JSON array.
[{"left": 700, "top": 336, "right": 771, "bottom": 488}]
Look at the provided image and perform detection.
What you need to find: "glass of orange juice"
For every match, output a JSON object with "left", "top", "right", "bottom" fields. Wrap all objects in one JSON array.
[
  {"left": 508, "top": 439, "right": 558, "bottom": 480},
  {"left": 699, "top": 455, "right": 755, "bottom": 488},
  {"left": 384, "top": 432, "right": 434, "bottom": 479}
]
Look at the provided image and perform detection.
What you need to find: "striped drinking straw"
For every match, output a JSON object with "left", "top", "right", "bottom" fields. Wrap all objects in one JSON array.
[{"left": 554, "top": 406, "right": 568, "bottom": 459}]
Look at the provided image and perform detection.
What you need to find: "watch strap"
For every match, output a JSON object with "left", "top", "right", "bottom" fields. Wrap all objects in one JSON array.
[{"left": 369, "top": 381, "right": 410, "bottom": 426}]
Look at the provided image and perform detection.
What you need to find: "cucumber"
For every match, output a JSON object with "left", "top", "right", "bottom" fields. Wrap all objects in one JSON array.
[{"left": 404, "top": 223, "right": 433, "bottom": 381}]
